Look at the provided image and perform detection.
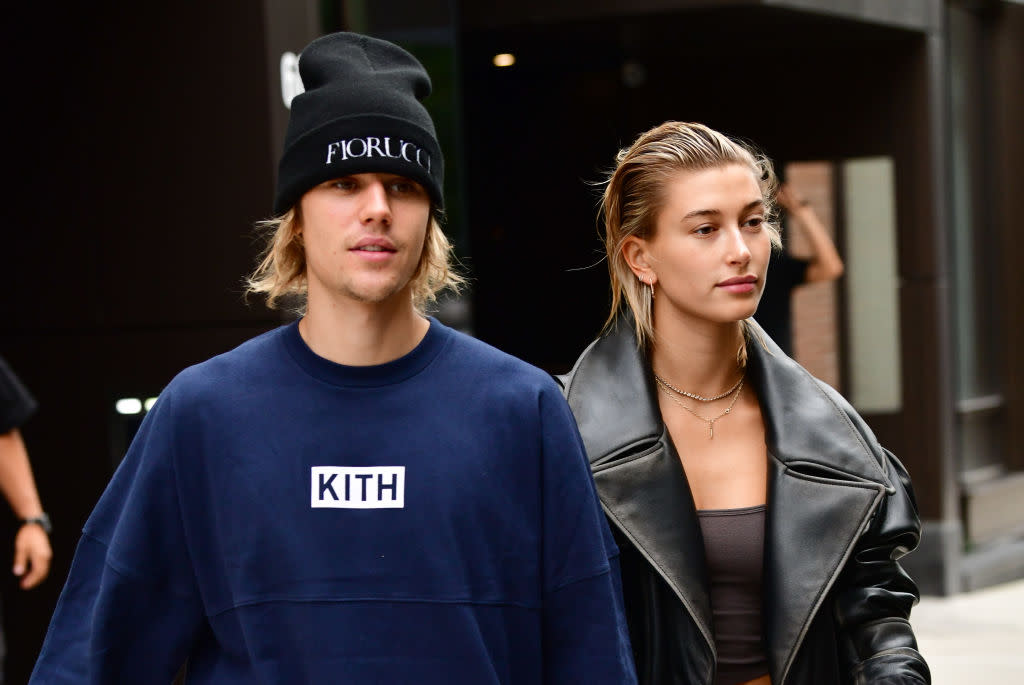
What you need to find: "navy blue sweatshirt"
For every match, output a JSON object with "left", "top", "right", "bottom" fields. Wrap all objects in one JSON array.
[{"left": 31, "top": 319, "right": 636, "bottom": 684}]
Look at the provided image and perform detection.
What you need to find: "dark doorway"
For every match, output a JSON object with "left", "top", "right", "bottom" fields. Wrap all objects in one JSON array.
[{"left": 459, "top": 6, "right": 926, "bottom": 375}]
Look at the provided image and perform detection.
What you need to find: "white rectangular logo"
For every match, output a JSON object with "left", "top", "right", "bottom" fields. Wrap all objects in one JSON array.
[{"left": 311, "top": 466, "right": 405, "bottom": 509}]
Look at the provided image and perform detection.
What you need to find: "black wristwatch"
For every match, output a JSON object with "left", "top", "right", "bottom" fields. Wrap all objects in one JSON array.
[{"left": 21, "top": 512, "right": 52, "bottom": 534}]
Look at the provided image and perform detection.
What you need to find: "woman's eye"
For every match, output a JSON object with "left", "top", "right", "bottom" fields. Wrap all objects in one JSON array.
[
  {"left": 745, "top": 217, "right": 764, "bottom": 229},
  {"left": 694, "top": 226, "right": 715, "bottom": 236}
]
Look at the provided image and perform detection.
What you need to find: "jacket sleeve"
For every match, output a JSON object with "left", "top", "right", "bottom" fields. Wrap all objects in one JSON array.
[
  {"left": 30, "top": 389, "right": 204, "bottom": 684},
  {"left": 538, "top": 384, "right": 638, "bottom": 685},
  {"left": 833, "top": 447, "right": 931, "bottom": 684}
]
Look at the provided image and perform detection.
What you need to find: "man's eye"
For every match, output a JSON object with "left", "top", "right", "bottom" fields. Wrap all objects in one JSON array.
[
  {"left": 390, "top": 181, "right": 419, "bottom": 194},
  {"left": 332, "top": 179, "right": 356, "bottom": 190}
]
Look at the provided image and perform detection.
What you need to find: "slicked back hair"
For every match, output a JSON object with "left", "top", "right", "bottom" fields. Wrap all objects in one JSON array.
[{"left": 599, "top": 121, "right": 781, "bottom": 352}]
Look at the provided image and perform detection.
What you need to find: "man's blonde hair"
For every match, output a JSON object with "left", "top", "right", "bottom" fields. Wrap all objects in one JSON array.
[
  {"left": 600, "top": 121, "right": 782, "bottom": 351},
  {"left": 245, "top": 206, "right": 464, "bottom": 314}
]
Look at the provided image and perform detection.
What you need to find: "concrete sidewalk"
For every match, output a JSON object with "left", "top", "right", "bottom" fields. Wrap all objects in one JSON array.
[{"left": 911, "top": 579, "right": 1024, "bottom": 684}]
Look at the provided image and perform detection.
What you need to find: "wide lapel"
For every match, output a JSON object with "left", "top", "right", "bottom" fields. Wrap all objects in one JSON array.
[
  {"left": 764, "top": 456, "right": 883, "bottom": 684},
  {"left": 746, "top": 321, "right": 891, "bottom": 684},
  {"left": 564, "top": 322, "right": 716, "bottom": 654}
]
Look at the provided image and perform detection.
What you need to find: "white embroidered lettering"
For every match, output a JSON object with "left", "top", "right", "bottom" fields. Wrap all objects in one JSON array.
[
  {"left": 346, "top": 138, "right": 367, "bottom": 158},
  {"left": 416, "top": 147, "right": 430, "bottom": 172},
  {"left": 365, "top": 136, "right": 384, "bottom": 158},
  {"left": 326, "top": 141, "right": 341, "bottom": 164},
  {"left": 323, "top": 136, "right": 432, "bottom": 173},
  {"left": 400, "top": 141, "right": 414, "bottom": 162}
]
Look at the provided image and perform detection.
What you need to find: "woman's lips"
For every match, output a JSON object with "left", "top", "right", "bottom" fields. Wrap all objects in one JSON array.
[{"left": 717, "top": 276, "right": 757, "bottom": 294}]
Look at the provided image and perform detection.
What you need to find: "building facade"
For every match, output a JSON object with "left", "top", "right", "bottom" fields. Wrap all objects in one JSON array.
[{"left": 2, "top": 0, "right": 1021, "bottom": 680}]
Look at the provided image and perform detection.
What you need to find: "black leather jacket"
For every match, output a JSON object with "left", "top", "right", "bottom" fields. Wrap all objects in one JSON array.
[{"left": 558, "top": 320, "right": 930, "bottom": 684}]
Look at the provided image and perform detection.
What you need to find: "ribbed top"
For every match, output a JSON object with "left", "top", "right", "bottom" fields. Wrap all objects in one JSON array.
[{"left": 697, "top": 504, "right": 770, "bottom": 685}]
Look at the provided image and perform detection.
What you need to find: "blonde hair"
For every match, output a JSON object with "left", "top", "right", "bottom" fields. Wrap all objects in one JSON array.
[
  {"left": 245, "top": 206, "right": 464, "bottom": 314},
  {"left": 600, "top": 121, "right": 781, "bottom": 352}
]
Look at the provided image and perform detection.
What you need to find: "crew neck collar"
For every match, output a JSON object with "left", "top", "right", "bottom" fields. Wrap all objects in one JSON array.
[{"left": 281, "top": 316, "right": 450, "bottom": 388}]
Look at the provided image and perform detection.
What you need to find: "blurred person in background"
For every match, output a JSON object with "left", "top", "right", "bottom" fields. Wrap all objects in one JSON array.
[
  {"left": 559, "top": 121, "right": 929, "bottom": 684},
  {"left": 30, "top": 32, "right": 634, "bottom": 684},
  {"left": 0, "top": 355, "right": 52, "bottom": 685},
  {"left": 754, "top": 181, "right": 844, "bottom": 355}
]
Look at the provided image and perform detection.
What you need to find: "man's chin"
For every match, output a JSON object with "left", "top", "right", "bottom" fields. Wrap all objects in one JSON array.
[{"left": 345, "top": 282, "right": 412, "bottom": 306}]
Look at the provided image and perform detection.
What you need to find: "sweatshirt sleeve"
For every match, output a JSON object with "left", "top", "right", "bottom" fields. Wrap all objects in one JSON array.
[
  {"left": 538, "top": 384, "right": 637, "bottom": 684},
  {"left": 30, "top": 388, "right": 204, "bottom": 684}
]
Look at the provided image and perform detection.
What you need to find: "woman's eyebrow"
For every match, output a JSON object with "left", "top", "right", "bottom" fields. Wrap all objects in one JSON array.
[{"left": 682, "top": 199, "right": 763, "bottom": 220}]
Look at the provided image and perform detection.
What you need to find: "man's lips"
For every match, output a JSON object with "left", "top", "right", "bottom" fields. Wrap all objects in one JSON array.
[
  {"left": 352, "top": 237, "right": 396, "bottom": 252},
  {"left": 350, "top": 238, "right": 397, "bottom": 261}
]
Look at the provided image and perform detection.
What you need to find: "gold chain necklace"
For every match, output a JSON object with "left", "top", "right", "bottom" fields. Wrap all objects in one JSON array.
[
  {"left": 652, "top": 371, "right": 744, "bottom": 402},
  {"left": 654, "top": 374, "right": 744, "bottom": 439}
]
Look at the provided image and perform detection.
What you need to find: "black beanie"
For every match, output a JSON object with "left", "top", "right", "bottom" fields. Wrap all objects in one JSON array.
[{"left": 274, "top": 32, "right": 444, "bottom": 214}]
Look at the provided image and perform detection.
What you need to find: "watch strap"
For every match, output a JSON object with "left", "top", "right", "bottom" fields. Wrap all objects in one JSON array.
[{"left": 21, "top": 512, "right": 52, "bottom": 534}]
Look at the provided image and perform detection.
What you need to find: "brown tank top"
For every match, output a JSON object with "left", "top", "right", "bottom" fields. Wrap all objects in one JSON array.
[{"left": 697, "top": 504, "right": 770, "bottom": 685}]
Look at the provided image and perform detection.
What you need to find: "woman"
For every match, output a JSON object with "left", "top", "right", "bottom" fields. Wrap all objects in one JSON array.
[{"left": 559, "top": 122, "right": 930, "bottom": 684}]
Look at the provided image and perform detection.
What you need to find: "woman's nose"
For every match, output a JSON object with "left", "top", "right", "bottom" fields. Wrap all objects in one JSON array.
[{"left": 726, "top": 227, "right": 752, "bottom": 265}]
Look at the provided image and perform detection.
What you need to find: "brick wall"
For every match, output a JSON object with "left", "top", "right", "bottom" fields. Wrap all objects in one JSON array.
[{"left": 784, "top": 162, "right": 842, "bottom": 391}]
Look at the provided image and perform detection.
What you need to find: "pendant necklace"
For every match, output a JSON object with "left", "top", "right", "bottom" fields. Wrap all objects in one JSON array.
[{"left": 654, "top": 374, "right": 745, "bottom": 439}]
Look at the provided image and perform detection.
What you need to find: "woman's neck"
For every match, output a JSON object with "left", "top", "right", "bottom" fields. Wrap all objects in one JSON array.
[{"left": 650, "top": 315, "right": 746, "bottom": 397}]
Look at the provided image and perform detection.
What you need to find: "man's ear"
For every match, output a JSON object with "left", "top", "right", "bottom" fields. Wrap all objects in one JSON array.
[{"left": 622, "top": 236, "right": 656, "bottom": 284}]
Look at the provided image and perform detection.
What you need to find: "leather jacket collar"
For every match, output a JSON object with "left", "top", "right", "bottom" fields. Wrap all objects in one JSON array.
[
  {"left": 562, "top": 317, "right": 893, "bottom": 490},
  {"left": 560, "top": 317, "right": 896, "bottom": 684}
]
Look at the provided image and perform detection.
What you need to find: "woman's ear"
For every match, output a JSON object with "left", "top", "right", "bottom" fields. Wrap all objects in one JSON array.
[{"left": 622, "top": 236, "right": 656, "bottom": 284}]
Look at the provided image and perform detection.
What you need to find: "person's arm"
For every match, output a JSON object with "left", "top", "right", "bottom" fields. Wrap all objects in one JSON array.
[
  {"left": 833, "top": 448, "right": 931, "bottom": 684},
  {"left": 538, "top": 385, "right": 637, "bottom": 684},
  {"left": 777, "top": 183, "right": 844, "bottom": 283},
  {"left": 0, "top": 428, "right": 52, "bottom": 589},
  {"left": 29, "top": 390, "right": 204, "bottom": 684}
]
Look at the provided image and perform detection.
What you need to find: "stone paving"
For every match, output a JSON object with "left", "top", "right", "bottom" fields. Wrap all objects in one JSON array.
[{"left": 911, "top": 579, "right": 1024, "bottom": 684}]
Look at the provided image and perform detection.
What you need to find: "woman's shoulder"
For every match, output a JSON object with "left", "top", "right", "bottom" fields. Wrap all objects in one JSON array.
[
  {"left": 747, "top": 328, "right": 897, "bottom": 488},
  {"left": 557, "top": 322, "right": 640, "bottom": 396}
]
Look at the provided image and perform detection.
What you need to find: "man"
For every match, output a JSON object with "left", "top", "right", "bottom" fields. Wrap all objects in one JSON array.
[
  {"left": 756, "top": 182, "right": 845, "bottom": 354},
  {"left": 30, "top": 32, "right": 635, "bottom": 683},
  {"left": 0, "top": 356, "right": 52, "bottom": 684}
]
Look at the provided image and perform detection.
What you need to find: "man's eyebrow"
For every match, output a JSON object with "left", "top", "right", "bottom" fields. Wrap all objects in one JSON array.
[{"left": 682, "top": 199, "right": 763, "bottom": 220}]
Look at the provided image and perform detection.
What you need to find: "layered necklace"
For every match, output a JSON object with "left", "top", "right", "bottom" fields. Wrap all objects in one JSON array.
[{"left": 653, "top": 370, "right": 745, "bottom": 439}]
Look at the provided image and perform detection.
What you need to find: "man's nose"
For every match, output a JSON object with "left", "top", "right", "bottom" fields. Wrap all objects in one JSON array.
[{"left": 360, "top": 181, "right": 392, "bottom": 225}]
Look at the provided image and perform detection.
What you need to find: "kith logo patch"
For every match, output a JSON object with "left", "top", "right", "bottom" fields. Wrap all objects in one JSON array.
[{"left": 311, "top": 466, "right": 405, "bottom": 509}]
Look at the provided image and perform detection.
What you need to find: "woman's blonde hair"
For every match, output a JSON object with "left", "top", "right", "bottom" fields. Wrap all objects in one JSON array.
[
  {"left": 600, "top": 121, "right": 781, "bottom": 352},
  {"left": 245, "top": 206, "right": 464, "bottom": 314}
]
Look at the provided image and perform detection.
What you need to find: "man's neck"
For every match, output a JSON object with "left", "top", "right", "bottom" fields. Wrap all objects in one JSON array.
[{"left": 298, "top": 294, "right": 430, "bottom": 367}]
